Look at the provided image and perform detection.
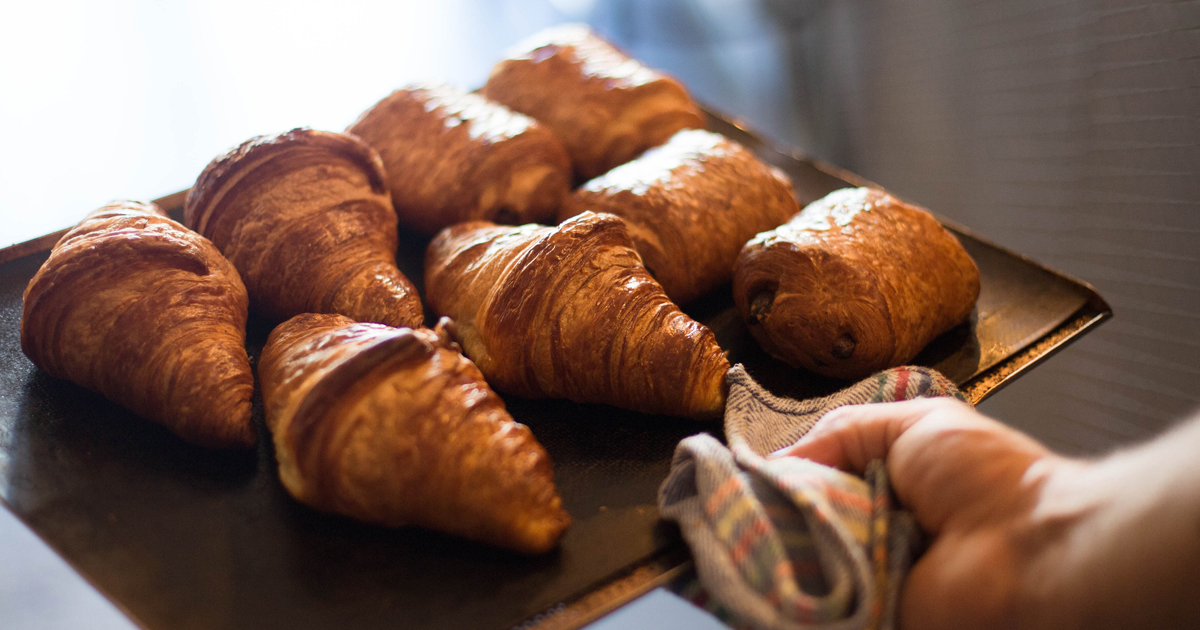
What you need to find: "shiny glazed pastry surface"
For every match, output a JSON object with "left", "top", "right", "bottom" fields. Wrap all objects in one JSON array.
[
  {"left": 184, "top": 128, "right": 423, "bottom": 328},
  {"left": 21, "top": 201, "right": 255, "bottom": 448},
  {"left": 347, "top": 82, "right": 571, "bottom": 235},
  {"left": 564, "top": 129, "right": 800, "bottom": 304},
  {"left": 733, "top": 188, "right": 981, "bottom": 380},
  {"left": 258, "top": 313, "right": 570, "bottom": 554},
  {"left": 483, "top": 24, "right": 705, "bottom": 180},
  {"left": 424, "top": 211, "right": 730, "bottom": 419}
]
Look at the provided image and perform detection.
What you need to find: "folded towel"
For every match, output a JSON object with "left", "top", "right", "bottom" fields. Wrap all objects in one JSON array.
[{"left": 658, "top": 365, "right": 964, "bottom": 630}]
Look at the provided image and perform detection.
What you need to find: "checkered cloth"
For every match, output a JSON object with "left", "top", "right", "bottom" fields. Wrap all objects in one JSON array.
[{"left": 658, "top": 365, "right": 965, "bottom": 630}]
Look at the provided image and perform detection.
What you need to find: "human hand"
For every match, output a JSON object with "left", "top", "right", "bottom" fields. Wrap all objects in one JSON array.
[{"left": 772, "top": 398, "right": 1075, "bottom": 630}]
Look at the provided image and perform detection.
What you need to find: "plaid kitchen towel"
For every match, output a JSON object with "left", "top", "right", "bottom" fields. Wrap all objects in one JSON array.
[{"left": 658, "top": 365, "right": 965, "bottom": 630}]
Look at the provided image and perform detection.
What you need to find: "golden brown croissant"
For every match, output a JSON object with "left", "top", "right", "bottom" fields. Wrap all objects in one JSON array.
[
  {"left": 563, "top": 129, "right": 799, "bottom": 304},
  {"left": 20, "top": 201, "right": 255, "bottom": 448},
  {"left": 483, "top": 24, "right": 705, "bottom": 180},
  {"left": 258, "top": 313, "right": 570, "bottom": 553},
  {"left": 346, "top": 82, "right": 572, "bottom": 235},
  {"left": 424, "top": 211, "right": 729, "bottom": 419},
  {"left": 733, "top": 188, "right": 981, "bottom": 380},
  {"left": 184, "top": 128, "right": 423, "bottom": 328}
]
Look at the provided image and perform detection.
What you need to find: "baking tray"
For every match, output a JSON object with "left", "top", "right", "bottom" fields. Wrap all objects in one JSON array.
[{"left": 0, "top": 108, "right": 1109, "bottom": 630}]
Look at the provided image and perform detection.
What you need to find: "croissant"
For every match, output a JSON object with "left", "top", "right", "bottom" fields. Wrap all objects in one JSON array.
[
  {"left": 184, "top": 128, "right": 423, "bottom": 328},
  {"left": 424, "top": 211, "right": 730, "bottom": 419},
  {"left": 733, "top": 188, "right": 981, "bottom": 380},
  {"left": 346, "top": 82, "right": 572, "bottom": 235},
  {"left": 258, "top": 313, "right": 570, "bottom": 553},
  {"left": 563, "top": 129, "right": 800, "bottom": 304},
  {"left": 20, "top": 201, "right": 255, "bottom": 448},
  {"left": 483, "top": 24, "right": 705, "bottom": 180}
]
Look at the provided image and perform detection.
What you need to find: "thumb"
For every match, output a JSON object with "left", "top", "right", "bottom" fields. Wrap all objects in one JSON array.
[{"left": 771, "top": 398, "right": 954, "bottom": 472}]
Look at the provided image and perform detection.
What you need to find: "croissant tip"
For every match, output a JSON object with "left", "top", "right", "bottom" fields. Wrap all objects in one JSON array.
[
  {"left": 433, "top": 317, "right": 462, "bottom": 351},
  {"left": 507, "top": 511, "right": 573, "bottom": 555}
]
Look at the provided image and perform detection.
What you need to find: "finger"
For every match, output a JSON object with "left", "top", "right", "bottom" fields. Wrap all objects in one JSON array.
[{"left": 771, "top": 398, "right": 954, "bottom": 472}]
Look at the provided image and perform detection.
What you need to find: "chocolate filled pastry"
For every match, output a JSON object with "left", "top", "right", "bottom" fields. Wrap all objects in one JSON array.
[
  {"left": 21, "top": 201, "right": 255, "bottom": 448},
  {"left": 258, "top": 313, "right": 570, "bottom": 554},
  {"left": 184, "top": 128, "right": 423, "bottom": 329},
  {"left": 563, "top": 129, "right": 799, "bottom": 304},
  {"left": 346, "top": 82, "right": 572, "bottom": 235},
  {"left": 733, "top": 188, "right": 980, "bottom": 380},
  {"left": 424, "top": 211, "right": 730, "bottom": 419},
  {"left": 483, "top": 24, "right": 705, "bottom": 180}
]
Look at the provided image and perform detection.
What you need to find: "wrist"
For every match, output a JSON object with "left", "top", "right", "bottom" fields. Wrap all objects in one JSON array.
[
  {"left": 1008, "top": 440, "right": 1200, "bottom": 630},
  {"left": 1022, "top": 427, "right": 1200, "bottom": 630},
  {"left": 1002, "top": 456, "right": 1099, "bottom": 630}
]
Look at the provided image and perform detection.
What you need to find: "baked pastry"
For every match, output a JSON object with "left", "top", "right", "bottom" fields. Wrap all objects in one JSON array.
[
  {"left": 258, "top": 313, "right": 570, "bottom": 554},
  {"left": 21, "top": 201, "right": 255, "bottom": 448},
  {"left": 563, "top": 129, "right": 799, "bottom": 304},
  {"left": 346, "top": 82, "right": 571, "bottom": 235},
  {"left": 184, "top": 128, "right": 423, "bottom": 328},
  {"left": 483, "top": 24, "right": 705, "bottom": 180},
  {"left": 733, "top": 188, "right": 981, "bottom": 380},
  {"left": 424, "top": 211, "right": 730, "bottom": 419}
]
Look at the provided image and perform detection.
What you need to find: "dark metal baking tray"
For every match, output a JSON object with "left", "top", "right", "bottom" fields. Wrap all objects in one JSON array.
[{"left": 0, "top": 109, "right": 1109, "bottom": 630}]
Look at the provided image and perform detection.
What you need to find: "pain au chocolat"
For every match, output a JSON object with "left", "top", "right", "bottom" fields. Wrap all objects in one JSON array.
[
  {"left": 424, "top": 211, "right": 730, "bottom": 419},
  {"left": 733, "top": 188, "right": 980, "bottom": 380},
  {"left": 347, "top": 82, "right": 571, "bottom": 235},
  {"left": 21, "top": 201, "right": 255, "bottom": 448},
  {"left": 563, "top": 128, "right": 799, "bottom": 304},
  {"left": 258, "top": 313, "right": 570, "bottom": 553},
  {"left": 184, "top": 128, "right": 423, "bottom": 329},
  {"left": 483, "top": 24, "right": 705, "bottom": 180}
]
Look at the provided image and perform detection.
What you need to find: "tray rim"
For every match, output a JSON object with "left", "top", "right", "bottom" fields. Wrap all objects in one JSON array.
[{"left": 0, "top": 120, "right": 1111, "bottom": 630}]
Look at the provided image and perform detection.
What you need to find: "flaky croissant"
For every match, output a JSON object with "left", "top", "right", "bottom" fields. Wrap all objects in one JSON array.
[
  {"left": 564, "top": 129, "right": 800, "bottom": 304},
  {"left": 258, "top": 313, "right": 570, "bottom": 553},
  {"left": 21, "top": 201, "right": 255, "bottom": 448},
  {"left": 483, "top": 24, "right": 705, "bottom": 180},
  {"left": 346, "top": 82, "right": 572, "bottom": 235},
  {"left": 184, "top": 128, "right": 423, "bottom": 328},
  {"left": 424, "top": 211, "right": 730, "bottom": 419},
  {"left": 733, "top": 188, "right": 981, "bottom": 380}
]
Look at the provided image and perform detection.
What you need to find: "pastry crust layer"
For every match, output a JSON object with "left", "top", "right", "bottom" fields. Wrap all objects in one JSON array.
[
  {"left": 425, "top": 211, "right": 730, "bottom": 419},
  {"left": 484, "top": 24, "right": 705, "bottom": 180},
  {"left": 185, "top": 128, "right": 423, "bottom": 328},
  {"left": 733, "top": 188, "right": 981, "bottom": 380},
  {"left": 565, "top": 129, "right": 799, "bottom": 304},
  {"left": 21, "top": 201, "right": 255, "bottom": 448},
  {"left": 348, "top": 82, "right": 571, "bottom": 235},
  {"left": 259, "top": 313, "right": 570, "bottom": 554}
]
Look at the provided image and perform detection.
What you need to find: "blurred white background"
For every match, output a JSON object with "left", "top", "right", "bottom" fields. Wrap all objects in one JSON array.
[
  {"left": 1, "top": 0, "right": 563, "bottom": 246},
  {"left": 1, "top": 0, "right": 807, "bottom": 248}
]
